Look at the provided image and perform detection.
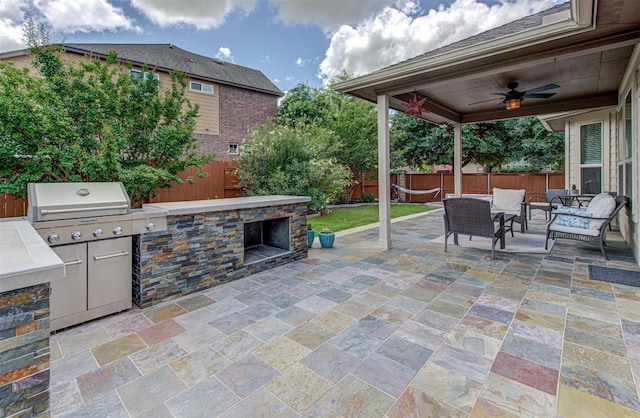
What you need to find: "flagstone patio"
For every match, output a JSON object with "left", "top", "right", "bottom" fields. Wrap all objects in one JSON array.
[{"left": 49, "top": 208, "right": 640, "bottom": 417}]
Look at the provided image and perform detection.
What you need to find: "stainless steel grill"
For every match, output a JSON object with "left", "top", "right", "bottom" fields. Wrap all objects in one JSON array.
[
  {"left": 28, "top": 181, "right": 130, "bottom": 221},
  {"left": 28, "top": 182, "right": 135, "bottom": 331}
]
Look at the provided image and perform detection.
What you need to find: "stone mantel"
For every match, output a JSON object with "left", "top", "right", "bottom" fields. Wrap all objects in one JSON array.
[
  {"left": 0, "top": 219, "right": 64, "bottom": 292},
  {"left": 144, "top": 195, "right": 311, "bottom": 216}
]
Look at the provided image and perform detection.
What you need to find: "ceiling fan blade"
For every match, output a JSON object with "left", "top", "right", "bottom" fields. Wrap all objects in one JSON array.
[
  {"left": 523, "top": 83, "right": 559, "bottom": 95},
  {"left": 524, "top": 93, "right": 556, "bottom": 99}
]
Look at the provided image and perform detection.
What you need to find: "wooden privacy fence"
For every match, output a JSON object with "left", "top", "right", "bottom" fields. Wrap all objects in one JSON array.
[
  {"left": 393, "top": 172, "right": 565, "bottom": 203},
  {"left": 1, "top": 169, "right": 565, "bottom": 218},
  {"left": 0, "top": 192, "right": 27, "bottom": 219},
  {"left": 1, "top": 161, "right": 243, "bottom": 218},
  {"left": 147, "top": 161, "right": 242, "bottom": 204}
]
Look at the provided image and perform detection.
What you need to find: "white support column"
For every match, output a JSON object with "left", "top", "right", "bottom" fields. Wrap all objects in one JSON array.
[
  {"left": 377, "top": 94, "right": 392, "bottom": 249},
  {"left": 454, "top": 122, "right": 463, "bottom": 195}
]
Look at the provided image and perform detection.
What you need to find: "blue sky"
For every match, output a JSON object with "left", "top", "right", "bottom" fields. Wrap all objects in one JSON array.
[{"left": 0, "top": 0, "right": 562, "bottom": 93}]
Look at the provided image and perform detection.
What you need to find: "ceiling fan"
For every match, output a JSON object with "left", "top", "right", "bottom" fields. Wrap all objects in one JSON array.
[{"left": 470, "top": 82, "right": 559, "bottom": 110}]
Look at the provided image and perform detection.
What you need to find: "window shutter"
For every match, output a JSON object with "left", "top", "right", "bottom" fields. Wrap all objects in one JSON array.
[{"left": 580, "top": 123, "right": 601, "bottom": 165}]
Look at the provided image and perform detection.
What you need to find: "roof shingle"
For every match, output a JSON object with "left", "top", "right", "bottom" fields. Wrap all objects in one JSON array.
[{"left": 64, "top": 43, "right": 282, "bottom": 96}]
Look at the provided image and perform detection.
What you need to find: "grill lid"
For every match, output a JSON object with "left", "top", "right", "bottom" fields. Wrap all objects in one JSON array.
[{"left": 28, "top": 182, "right": 131, "bottom": 222}]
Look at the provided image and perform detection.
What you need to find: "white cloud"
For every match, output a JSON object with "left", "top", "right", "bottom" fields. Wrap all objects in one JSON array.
[
  {"left": 296, "top": 57, "right": 313, "bottom": 67},
  {"left": 0, "top": 0, "right": 139, "bottom": 52},
  {"left": 215, "top": 46, "right": 234, "bottom": 62},
  {"left": 35, "top": 0, "right": 138, "bottom": 33},
  {"left": 317, "top": 0, "right": 562, "bottom": 83},
  {"left": 0, "top": 0, "right": 28, "bottom": 21},
  {"left": 0, "top": 0, "right": 27, "bottom": 52},
  {"left": 269, "top": 0, "right": 390, "bottom": 30},
  {"left": 131, "top": 0, "right": 257, "bottom": 30}
]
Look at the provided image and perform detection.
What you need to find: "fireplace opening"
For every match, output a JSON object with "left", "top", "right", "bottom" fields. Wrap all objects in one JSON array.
[{"left": 244, "top": 217, "right": 290, "bottom": 264}]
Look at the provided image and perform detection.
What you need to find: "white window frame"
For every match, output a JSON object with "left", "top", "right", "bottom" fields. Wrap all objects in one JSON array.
[
  {"left": 579, "top": 121, "right": 603, "bottom": 195},
  {"left": 617, "top": 79, "right": 638, "bottom": 223},
  {"left": 129, "top": 69, "right": 159, "bottom": 82},
  {"left": 618, "top": 90, "right": 633, "bottom": 206},
  {"left": 228, "top": 143, "right": 239, "bottom": 155},
  {"left": 190, "top": 81, "right": 214, "bottom": 94}
]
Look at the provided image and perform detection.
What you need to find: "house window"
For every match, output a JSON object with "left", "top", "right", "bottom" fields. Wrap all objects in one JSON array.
[
  {"left": 190, "top": 81, "right": 214, "bottom": 94},
  {"left": 129, "top": 70, "right": 159, "bottom": 93},
  {"left": 580, "top": 122, "right": 602, "bottom": 194},
  {"left": 228, "top": 143, "right": 239, "bottom": 154},
  {"left": 129, "top": 70, "right": 159, "bottom": 82}
]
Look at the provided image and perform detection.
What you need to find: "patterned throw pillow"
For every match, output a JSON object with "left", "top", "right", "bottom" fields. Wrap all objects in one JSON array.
[{"left": 552, "top": 206, "right": 592, "bottom": 229}]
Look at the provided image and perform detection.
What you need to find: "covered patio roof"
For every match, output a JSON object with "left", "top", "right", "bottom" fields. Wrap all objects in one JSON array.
[
  {"left": 333, "top": 0, "right": 640, "bottom": 126},
  {"left": 332, "top": 0, "right": 640, "bottom": 249}
]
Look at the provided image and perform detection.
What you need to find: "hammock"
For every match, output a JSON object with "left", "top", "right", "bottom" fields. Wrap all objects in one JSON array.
[{"left": 392, "top": 184, "right": 441, "bottom": 202}]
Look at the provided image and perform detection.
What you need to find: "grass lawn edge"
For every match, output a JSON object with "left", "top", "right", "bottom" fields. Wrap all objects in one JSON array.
[{"left": 333, "top": 206, "right": 443, "bottom": 238}]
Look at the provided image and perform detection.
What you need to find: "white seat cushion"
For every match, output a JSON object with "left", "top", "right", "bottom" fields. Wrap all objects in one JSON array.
[
  {"left": 586, "top": 193, "right": 616, "bottom": 229},
  {"left": 447, "top": 194, "right": 493, "bottom": 202},
  {"left": 492, "top": 188, "right": 525, "bottom": 212},
  {"left": 548, "top": 223, "right": 600, "bottom": 236}
]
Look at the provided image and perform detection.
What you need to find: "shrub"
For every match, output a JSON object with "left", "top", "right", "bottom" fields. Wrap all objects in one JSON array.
[
  {"left": 231, "top": 121, "right": 353, "bottom": 213},
  {"left": 360, "top": 192, "right": 376, "bottom": 203},
  {"left": 0, "top": 46, "right": 211, "bottom": 204}
]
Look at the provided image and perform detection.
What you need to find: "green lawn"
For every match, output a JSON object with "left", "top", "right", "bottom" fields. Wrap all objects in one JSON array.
[{"left": 309, "top": 203, "right": 432, "bottom": 233}]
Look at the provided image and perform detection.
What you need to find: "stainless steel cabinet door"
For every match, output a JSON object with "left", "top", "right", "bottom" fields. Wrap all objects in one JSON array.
[
  {"left": 50, "top": 243, "right": 87, "bottom": 320},
  {"left": 87, "top": 237, "right": 132, "bottom": 309}
]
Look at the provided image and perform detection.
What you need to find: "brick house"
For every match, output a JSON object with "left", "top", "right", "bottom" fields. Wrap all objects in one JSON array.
[{"left": 0, "top": 43, "right": 283, "bottom": 160}]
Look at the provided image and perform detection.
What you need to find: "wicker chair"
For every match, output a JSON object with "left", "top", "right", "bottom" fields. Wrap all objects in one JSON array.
[
  {"left": 491, "top": 188, "right": 527, "bottom": 234},
  {"left": 528, "top": 189, "right": 567, "bottom": 220},
  {"left": 443, "top": 198, "right": 505, "bottom": 259},
  {"left": 545, "top": 195, "right": 628, "bottom": 260}
]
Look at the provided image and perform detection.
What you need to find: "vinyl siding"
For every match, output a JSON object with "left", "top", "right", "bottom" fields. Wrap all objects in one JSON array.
[{"left": 186, "top": 79, "right": 220, "bottom": 135}]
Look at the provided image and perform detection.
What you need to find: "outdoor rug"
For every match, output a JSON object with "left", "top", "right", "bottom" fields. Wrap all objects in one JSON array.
[
  {"left": 430, "top": 233, "right": 554, "bottom": 254},
  {"left": 589, "top": 265, "right": 640, "bottom": 287}
]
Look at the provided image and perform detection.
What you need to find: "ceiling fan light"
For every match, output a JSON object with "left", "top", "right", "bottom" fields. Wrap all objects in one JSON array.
[{"left": 506, "top": 97, "right": 521, "bottom": 110}]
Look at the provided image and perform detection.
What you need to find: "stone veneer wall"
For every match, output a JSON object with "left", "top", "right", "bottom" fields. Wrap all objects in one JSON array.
[
  {"left": 0, "top": 283, "right": 50, "bottom": 417},
  {"left": 133, "top": 202, "right": 308, "bottom": 308}
]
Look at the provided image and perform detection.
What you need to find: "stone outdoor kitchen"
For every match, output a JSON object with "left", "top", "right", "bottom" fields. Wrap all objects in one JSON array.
[{"left": 0, "top": 187, "right": 310, "bottom": 417}]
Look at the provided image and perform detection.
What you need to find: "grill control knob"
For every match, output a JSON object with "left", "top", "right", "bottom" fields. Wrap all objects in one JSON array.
[
  {"left": 113, "top": 226, "right": 123, "bottom": 236},
  {"left": 48, "top": 234, "right": 60, "bottom": 244},
  {"left": 71, "top": 231, "right": 82, "bottom": 241},
  {"left": 93, "top": 228, "right": 103, "bottom": 238},
  {"left": 146, "top": 222, "right": 155, "bottom": 231}
]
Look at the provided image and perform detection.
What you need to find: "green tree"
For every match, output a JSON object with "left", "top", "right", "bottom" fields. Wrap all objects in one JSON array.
[
  {"left": 231, "top": 121, "right": 352, "bottom": 213},
  {"left": 390, "top": 113, "right": 562, "bottom": 172},
  {"left": 505, "top": 117, "right": 565, "bottom": 170},
  {"left": 466, "top": 122, "right": 523, "bottom": 171},
  {"left": 0, "top": 39, "right": 212, "bottom": 204},
  {"left": 278, "top": 84, "right": 330, "bottom": 127},
  {"left": 280, "top": 82, "right": 377, "bottom": 201},
  {"left": 390, "top": 115, "right": 455, "bottom": 168}
]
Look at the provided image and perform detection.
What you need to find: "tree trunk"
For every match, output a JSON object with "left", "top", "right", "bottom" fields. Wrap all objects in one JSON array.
[{"left": 343, "top": 183, "right": 356, "bottom": 203}]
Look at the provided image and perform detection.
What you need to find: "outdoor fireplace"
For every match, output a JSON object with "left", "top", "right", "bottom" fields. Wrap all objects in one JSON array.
[
  {"left": 135, "top": 196, "right": 310, "bottom": 308},
  {"left": 244, "top": 217, "right": 290, "bottom": 264}
]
